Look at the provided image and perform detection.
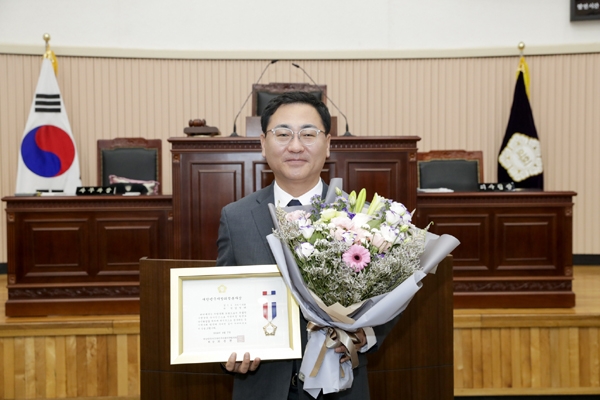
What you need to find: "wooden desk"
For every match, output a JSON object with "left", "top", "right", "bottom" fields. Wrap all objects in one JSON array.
[
  {"left": 139, "top": 256, "right": 454, "bottom": 400},
  {"left": 2, "top": 195, "right": 173, "bottom": 316},
  {"left": 416, "top": 191, "right": 576, "bottom": 308}
]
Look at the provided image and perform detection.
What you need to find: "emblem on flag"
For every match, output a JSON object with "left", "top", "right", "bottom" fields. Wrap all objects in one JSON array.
[
  {"left": 21, "top": 125, "right": 76, "bottom": 178},
  {"left": 498, "top": 132, "right": 543, "bottom": 182}
]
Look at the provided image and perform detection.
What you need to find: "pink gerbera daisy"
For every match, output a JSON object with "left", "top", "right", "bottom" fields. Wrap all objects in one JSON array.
[{"left": 342, "top": 244, "right": 371, "bottom": 272}]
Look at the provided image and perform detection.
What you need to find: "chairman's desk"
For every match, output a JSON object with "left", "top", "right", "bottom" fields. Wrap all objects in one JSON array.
[{"left": 416, "top": 190, "right": 577, "bottom": 308}]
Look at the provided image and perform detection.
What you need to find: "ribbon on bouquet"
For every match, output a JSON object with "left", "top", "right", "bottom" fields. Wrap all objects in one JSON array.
[{"left": 306, "top": 322, "right": 361, "bottom": 378}]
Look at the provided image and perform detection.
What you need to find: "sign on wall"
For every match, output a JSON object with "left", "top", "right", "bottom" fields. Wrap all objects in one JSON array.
[{"left": 571, "top": 0, "right": 600, "bottom": 20}]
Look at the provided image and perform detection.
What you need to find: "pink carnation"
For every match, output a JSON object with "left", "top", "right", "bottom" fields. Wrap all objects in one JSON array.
[{"left": 342, "top": 244, "right": 371, "bottom": 272}]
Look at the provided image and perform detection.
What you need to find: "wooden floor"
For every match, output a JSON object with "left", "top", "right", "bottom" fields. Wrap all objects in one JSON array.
[
  {"left": 0, "top": 279, "right": 140, "bottom": 400},
  {"left": 1, "top": 267, "right": 599, "bottom": 399},
  {"left": 454, "top": 266, "right": 600, "bottom": 397}
]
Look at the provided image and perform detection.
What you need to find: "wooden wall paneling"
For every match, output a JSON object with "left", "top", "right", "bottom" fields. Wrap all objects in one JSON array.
[
  {"left": 96, "top": 216, "right": 161, "bottom": 275},
  {"left": 495, "top": 211, "right": 558, "bottom": 272},
  {"left": 189, "top": 161, "right": 244, "bottom": 261},
  {"left": 420, "top": 212, "right": 491, "bottom": 272},
  {"left": 2, "top": 53, "right": 600, "bottom": 263},
  {"left": 169, "top": 137, "right": 264, "bottom": 260},
  {"left": 21, "top": 216, "right": 91, "bottom": 280}
]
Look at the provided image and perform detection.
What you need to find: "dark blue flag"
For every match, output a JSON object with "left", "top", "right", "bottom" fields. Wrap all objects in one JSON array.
[{"left": 498, "top": 68, "right": 544, "bottom": 190}]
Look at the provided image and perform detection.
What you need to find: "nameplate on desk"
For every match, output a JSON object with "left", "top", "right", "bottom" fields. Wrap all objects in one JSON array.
[
  {"left": 478, "top": 182, "right": 515, "bottom": 192},
  {"left": 76, "top": 186, "right": 115, "bottom": 195}
]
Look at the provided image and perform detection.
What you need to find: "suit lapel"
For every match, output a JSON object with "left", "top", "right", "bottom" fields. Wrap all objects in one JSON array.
[
  {"left": 321, "top": 182, "right": 329, "bottom": 198},
  {"left": 251, "top": 184, "right": 277, "bottom": 261}
]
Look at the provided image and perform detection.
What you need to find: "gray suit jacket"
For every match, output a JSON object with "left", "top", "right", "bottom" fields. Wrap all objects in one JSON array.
[{"left": 216, "top": 182, "right": 398, "bottom": 400}]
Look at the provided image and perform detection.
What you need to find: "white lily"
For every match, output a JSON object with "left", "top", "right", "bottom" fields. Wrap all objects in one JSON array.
[{"left": 366, "top": 193, "right": 385, "bottom": 216}]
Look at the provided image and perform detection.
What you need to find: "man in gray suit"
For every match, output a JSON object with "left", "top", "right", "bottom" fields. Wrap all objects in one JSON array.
[{"left": 217, "top": 92, "right": 397, "bottom": 399}]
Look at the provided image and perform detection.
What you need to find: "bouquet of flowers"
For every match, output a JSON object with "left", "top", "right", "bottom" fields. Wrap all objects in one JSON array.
[{"left": 266, "top": 178, "right": 459, "bottom": 398}]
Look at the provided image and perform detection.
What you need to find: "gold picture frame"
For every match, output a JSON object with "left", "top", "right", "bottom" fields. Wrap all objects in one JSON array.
[{"left": 170, "top": 264, "right": 302, "bottom": 365}]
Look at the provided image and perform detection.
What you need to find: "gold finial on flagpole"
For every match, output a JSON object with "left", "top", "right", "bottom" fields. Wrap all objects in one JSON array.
[
  {"left": 43, "top": 33, "right": 51, "bottom": 49},
  {"left": 516, "top": 42, "right": 530, "bottom": 98},
  {"left": 42, "top": 33, "right": 58, "bottom": 75}
]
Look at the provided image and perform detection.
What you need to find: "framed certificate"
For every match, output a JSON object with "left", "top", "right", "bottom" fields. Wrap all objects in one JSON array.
[{"left": 170, "top": 264, "right": 302, "bottom": 364}]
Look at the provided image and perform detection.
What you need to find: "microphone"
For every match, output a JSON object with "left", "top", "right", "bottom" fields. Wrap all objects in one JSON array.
[
  {"left": 292, "top": 62, "right": 352, "bottom": 136},
  {"left": 230, "top": 60, "right": 279, "bottom": 136}
]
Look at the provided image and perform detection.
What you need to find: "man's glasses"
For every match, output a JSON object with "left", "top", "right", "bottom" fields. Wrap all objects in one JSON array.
[{"left": 267, "top": 128, "right": 324, "bottom": 146}]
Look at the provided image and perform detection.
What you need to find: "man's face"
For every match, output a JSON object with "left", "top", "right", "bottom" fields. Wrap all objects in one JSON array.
[{"left": 260, "top": 103, "right": 331, "bottom": 196}]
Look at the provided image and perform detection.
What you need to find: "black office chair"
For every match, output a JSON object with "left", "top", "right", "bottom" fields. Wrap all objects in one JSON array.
[
  {"left": 97, "top": 138, "right": 162, "bottom": 194},
  {"left": 417, "top": 150, "right": 483, "bottom": 192}
]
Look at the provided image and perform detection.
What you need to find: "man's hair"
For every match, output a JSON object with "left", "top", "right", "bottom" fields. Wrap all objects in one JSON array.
[{"left": 260, "top": 91, "right": 331, "bottom": 134}]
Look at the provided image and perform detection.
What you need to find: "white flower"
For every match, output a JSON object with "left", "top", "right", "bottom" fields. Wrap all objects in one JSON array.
[
  {"left": 299, "top": 225, "right": 315, "bottom": 239},
  {"left": 389, "top": 202, "right": 407, "bottom": 215},
  {"left": 351, "top": 213, "right": 372, "bottom": 230},
  {"left": 295, "top": 242, "right": 315, "bottom": 259},
  {"left": 390, "top": 202, "right": 411, "bottom": 224},
  {"left": 379, "top": 224, "right": 399, "bottom": 243},
  {"left": 341, "top": 231, "right": 356, "bottom": 244},
  {"left": 385, "top": 210, "right": 402, "bottom": 226}
]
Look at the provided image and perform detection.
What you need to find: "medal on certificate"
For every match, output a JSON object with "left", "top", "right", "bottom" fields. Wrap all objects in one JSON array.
[{"left": 262, "top": 290, "right": 278, "bottom": 336}]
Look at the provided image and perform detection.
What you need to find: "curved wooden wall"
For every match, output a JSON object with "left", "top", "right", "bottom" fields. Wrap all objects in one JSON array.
[{"left": 1, "top": 53, "right": 599, "bottom": 262}]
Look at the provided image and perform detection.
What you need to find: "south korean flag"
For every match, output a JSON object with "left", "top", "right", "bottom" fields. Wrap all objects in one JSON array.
[{"left": 15, "top": 58, "right": 81, "bottom": 194}]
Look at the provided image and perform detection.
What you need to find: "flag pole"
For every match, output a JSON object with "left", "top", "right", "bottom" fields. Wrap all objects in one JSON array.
[
  {"left": 517, "top": 41, "right": 530, "bottom": 99},
  {"left": 497, "top": 40, "right": 543, "bottom": 190},
  {"left": 43, "top": 33, "right": 58, "bottom": 76}
]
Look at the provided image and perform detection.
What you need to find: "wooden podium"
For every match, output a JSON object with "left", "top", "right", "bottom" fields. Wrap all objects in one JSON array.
[
  {"left": 168, "top": 135, "right": 420, "bottom": 261},
  {"left": 139, "top": 256, "right": 454, "bottom": 399}
]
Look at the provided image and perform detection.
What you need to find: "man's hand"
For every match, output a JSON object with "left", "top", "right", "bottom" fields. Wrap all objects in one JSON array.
[
  {"left": 223, "top": 352, "right": 261, "bottom": 374},
  {"left": 334, "top": 328, "right": 367, "bottom": 363}
]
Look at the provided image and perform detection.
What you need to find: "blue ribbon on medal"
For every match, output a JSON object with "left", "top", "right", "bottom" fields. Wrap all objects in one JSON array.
[{"left": 262, "top": 291, "right": 277, "bottom": 336}]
